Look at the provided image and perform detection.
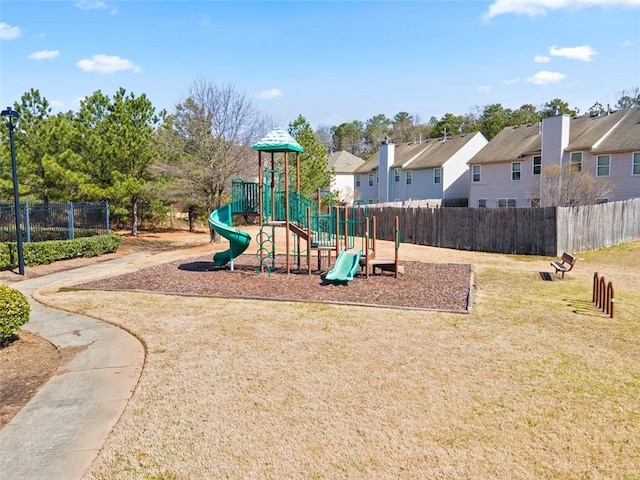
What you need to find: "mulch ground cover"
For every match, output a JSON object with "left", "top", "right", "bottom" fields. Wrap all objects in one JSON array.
[{"left": 74, "top": 254, "right": 473, "bottom": 312}]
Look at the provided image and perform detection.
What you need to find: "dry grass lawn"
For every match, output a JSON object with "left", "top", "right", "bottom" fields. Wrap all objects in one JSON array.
[{"left": 33, "top": 229, "right": 640, "bottom": 480}]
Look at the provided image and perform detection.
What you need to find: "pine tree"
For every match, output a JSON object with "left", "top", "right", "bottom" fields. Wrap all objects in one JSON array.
[{"left": 288, "top": 115, "right": 331, "bottom": 198}]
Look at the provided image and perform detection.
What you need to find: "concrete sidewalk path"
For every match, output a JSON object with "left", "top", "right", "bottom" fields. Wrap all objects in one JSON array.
[{"left": 0, "top": 254, "right": 149, "bottom": 480}]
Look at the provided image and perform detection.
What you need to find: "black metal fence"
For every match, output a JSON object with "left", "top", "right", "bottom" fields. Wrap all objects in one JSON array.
[{"left": 0, "top": 201, "right": 110, "bottom": 242}]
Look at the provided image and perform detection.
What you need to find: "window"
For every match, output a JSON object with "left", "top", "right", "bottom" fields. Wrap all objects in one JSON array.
[
  {"left": 596, "top": 155, "right": 610, "bottom": 177},
  {"left": 633, "top": 152, "right": 640, "bottom": 175},
  {"left": 405, "top": 170, "right": 412, "bottom": 185},
  {"left": 532, "top": 156, "right": 541, "bottom": 175},
  {"left": 531, "top": 198, "right": 541, "bottom": 208},
  {"left": 478, "top": 199, "right": 487, "bottom": 208},
  {"left": 570, "top": 152, "right": 583, "bottom": 172},
  {"left": 512, "top": 162, "right": 522, "bottom": 181},
  {"left": 367, "top": 199, "right": 374, "bottom": 204},
  {"left": 394, "top": 168, "right": 400, "bottom": 183},
  {"left": 596, "top": 198, "right": 609, "bottom": 204},
  {"left": 472, "top": 165, "right": 481, "bottom": 182},
  {"left": 355, "top": 174, "right": 361, "bottom": 187},
  {"left": 434, "top": 168, "right": 442, "bottom": 184},
  {"left": 368, "top": 173, "right": 374, "bottom": 187},
  {"left": 498, "top": 198, "right": 516, "bottom": 207},
  {"left": 376, "top": 170, "right": 379, "bottom": 184}
]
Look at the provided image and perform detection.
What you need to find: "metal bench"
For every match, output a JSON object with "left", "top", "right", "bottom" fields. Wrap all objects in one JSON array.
[{"left": 551, "top": 252, "right": 577, "bottom": 279}]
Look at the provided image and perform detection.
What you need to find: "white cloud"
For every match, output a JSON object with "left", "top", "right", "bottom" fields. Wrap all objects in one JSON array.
[
  {"left": 526, "top": 70, "right": 566, "bottom": 85},
  {"left": 503, "top": 77, "right": 521, "bottom": 84},
  {"left": 485, "top": 0, "right": 640, "bottom": 18},
  {"left": 257, "top": 88, "right": 283, "bottom": 100},
  {"left": 621, "top": 40, "right": 635, "bottom": 47},
  {"left": 76, "top": 54, "right": 142, "bottom": 74},
  {"left": 76, "top": 0, "right": 107, "bottom": 10},
  {"left": 0, "top": 22, "right": 21, "bottom": 40},
  {"left": 534, "top": 55, "right": 550, "bottom": 63},
  {"left": 50, "top": 100, "right": 65, "bottom": 109},
  {"left": 76, "top": 0, "right": 117, "bottom": 14},
  {"left": 28, "top": 50, "right": 60, "bottom": 61},
  {"left": 478, "top": 85, "right": 492, "bottom": 93},
  {"left": 549, "top": 45, "right": 597, "bottom": 61}
]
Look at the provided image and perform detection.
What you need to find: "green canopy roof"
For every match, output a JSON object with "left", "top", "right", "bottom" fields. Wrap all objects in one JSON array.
[{"left": 252, "top": 126, "right": 304, "bottom": 153}]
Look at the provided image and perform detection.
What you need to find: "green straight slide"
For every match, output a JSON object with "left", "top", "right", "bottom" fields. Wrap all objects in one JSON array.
[
  {"left": 325, "top": 250, "right": 362, "bottom": 282},
  {"left": 208, "top": 204, "right": 251, "bottom": 267}
]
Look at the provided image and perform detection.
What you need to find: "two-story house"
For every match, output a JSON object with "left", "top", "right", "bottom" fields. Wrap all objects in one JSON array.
[
  {"left": 468, "top": 106, "right": 640, "bottom": 207},
  {"left": 327, "top": 150, "right": 365, "bottom": 204},
  {"left": 354, "top": 131, "right": 488, "bottom": 205}
]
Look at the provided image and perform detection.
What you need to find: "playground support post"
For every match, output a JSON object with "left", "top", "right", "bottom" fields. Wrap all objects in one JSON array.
[
  {"left": 343, "top": 207, "right": 349, "bottom": 251},
  {"left": 364, "top": 216, "right": 370, "bottom": 278},
  {"left": 334, "top": 206, "right": 340, "bottom": 252},
  {"left": 395, "top": 215, "right": 400, "bottom": 279},
  {"left": 372, "top": 216, "right": 377, "bottom": 257},
  {"left": 306, "top": 207, "right": 312, "bottom": 274},
  {"left": 284, "top": 151, "right": 290, "bottom": 274}
]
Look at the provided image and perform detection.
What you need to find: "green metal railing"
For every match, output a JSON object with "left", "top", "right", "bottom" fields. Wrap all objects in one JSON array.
[
  {"left": 288, "top": 191, "right": 317, "bottom": 227},
  {"left": 231, "top": 179, "right": 259, "bottom": 214}
]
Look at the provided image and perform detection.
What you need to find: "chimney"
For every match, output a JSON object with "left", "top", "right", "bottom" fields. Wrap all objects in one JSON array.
[
  {"left": 541, "top": 113, "right": 570, "bottom": 167},
  {"left": 378, "top": 139, "right": 394, "bottom": 202}
]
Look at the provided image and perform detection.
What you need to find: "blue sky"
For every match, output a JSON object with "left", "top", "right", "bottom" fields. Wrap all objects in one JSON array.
[{"left": 1, "top": 0, "right": 639, "bottom": 129}]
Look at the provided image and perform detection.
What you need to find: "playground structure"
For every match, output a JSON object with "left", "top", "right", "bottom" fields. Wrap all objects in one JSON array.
[{"left": 208, "top": 127, "right": 402, "bottom": 281}]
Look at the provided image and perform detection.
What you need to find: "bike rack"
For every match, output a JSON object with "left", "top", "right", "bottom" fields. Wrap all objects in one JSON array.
[{"left": 592, "top": 272, "right": 614, "bottom": 318}]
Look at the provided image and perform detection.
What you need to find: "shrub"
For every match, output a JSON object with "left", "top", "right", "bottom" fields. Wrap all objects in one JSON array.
[
  {"left": 0, "top": 234, "right": 122, "bottom": 271},
  {"left": 0, "top": 285, "right": 31, "bottom": 342}
]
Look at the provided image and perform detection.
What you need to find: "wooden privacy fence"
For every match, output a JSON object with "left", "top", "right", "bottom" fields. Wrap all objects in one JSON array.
[
  {"left": 557, "top": 198, "right": 640, "bottom": 255},
  {"left": 366, "top": 198, "right": 640, "bottom": 256}
]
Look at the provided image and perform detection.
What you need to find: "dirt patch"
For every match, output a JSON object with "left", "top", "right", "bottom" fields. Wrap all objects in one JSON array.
[
  {"left": 0, "top": 331, "right": 60, "bottom": 428},
  {"left": 0, "top": 230, "right": 211, "bottom": 431}
]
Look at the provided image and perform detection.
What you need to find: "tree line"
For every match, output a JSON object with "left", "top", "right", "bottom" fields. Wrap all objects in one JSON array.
[
  {"left": 321, "top": 87, "right": 640, "bottom": 158},
  {"left": 0, "top": 80, "right": 331, "bottom": 237},
  {"left": 1, "top": 80, "right": 638, "bottom": 236}
]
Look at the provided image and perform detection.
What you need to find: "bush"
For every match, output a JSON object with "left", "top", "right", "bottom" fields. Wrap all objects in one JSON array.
[
  {"left": 0, "top": 234, "right": 122, "bottom": 271},
  {"left": 0, "top": 285, "right": 30, "bottom": 342}
]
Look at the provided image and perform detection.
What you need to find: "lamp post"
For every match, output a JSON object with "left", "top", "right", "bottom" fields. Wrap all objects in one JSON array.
[{"left": 1, "top": 107, "right": 25, "bottom": 275}]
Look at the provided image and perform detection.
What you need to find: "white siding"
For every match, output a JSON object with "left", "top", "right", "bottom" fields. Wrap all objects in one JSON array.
[
  {"left": 468, "top": 162, "right": 536, "bottom": 207},
  {"left": 332, "top": 173, "right": 356, "bottom": 203},
  {"left": 389, "top": 169, "right": 442, "bottom": 201},
  {"left": 443, "top": 132, "right": 488, "bottom": 199},
  {"left": 585, "top": 151, "right": 640, "bottom": 201},
  {"left": 354, "top": 174, "right": 377, "bottom": 203}
]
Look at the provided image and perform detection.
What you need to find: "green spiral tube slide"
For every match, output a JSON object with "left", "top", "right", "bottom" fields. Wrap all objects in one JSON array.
[{"left": 208, "top": 204, "right": 251, "bottom": 267}]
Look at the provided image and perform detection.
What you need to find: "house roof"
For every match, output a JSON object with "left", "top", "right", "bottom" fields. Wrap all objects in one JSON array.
[
  {"left": 252, "top": 126, "right": 304, "bottom": 153},
  {"left": 327, "top": 150, "right": 365, "bottom": 174},
  {"left": 591, "top": 107, "right": 640, "bottom": 153},
  {"left": 407, "top": 132, "right": 485, "bottom": 169},
  {"left": 468, "top": 123, "right": 541, "bottom": 165},
  {"left": 356, "top": 132, "right": 484, "bottom": 173},
  {"left": 565, "top": 108, "right": 628, "bottom": 151},
  {"left": 469, "top": 107, "right": 640, "bottom": 165}
]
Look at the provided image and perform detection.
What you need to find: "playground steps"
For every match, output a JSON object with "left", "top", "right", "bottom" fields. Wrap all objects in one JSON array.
[
  {"left": 361, "top": 258, "right": 405, "bottom": 276},
  {"left": 287, "top": 222, "right": 309, "bottom": 240}
]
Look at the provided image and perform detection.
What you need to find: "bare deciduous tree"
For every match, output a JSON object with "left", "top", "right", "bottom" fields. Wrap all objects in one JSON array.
[
  {"left": 539, "top": 164, "right": 612, "bottom": 207},
  {"left": 154, "top": 78, "right": 272, "bottom": 239}
]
